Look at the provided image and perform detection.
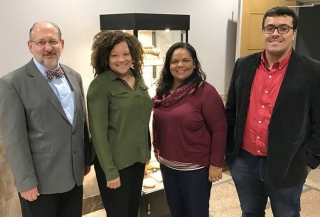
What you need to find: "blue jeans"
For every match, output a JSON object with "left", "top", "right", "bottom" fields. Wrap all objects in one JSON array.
[
  {"left": 230, "top": 149, "right": 307, "bottom": 217},
  {"left": 160, "top": 164, "right": 212, "bottom": 217}
]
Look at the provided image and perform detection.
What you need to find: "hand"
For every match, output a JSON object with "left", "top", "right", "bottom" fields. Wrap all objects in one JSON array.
[
  {"left": 307, "top": 166, "right": 312, "bottom": 175},
  {"left": 84, "top": 166, "right": 91, "bottom": 176},
  {"left": 208, "top": 165, "right": 223, "bottom": 182},
  {"left": 107, "top": 177, "right": 121, "bottom": 189},
  {"left": 20, "top": 186, "right": 40, "bottom": 201}
]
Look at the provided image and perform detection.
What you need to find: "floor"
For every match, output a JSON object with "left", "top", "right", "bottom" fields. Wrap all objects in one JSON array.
[
  {"left": 83, "top": 168, "right": 320, "bottom": 217},
  {"left": 83, "top": 209, "right": 106, "bottom": 217}
]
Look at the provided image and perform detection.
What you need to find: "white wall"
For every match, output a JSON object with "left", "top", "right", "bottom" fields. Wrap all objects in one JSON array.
[{"left": 0, "top": 0, "right": 239, "bottom": 94}]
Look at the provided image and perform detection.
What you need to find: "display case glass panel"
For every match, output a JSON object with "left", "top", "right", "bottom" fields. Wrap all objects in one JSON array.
[{"left": 137, "top": 30, "right": 186, "bottom": 97}]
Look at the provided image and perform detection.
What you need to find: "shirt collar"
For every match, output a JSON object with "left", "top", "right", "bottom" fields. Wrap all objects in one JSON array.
[
  {"left": 260, "top": 48, "right": 292, "bottom": 69},
  {"left": 32, "top": 58, "right": 61, "bottom": 78},
  {"left": 105, "top": 69, "right": 118, "bottom": 81},
  {"left": 105, "top": 68, "right": 141, "bottom": 82}
]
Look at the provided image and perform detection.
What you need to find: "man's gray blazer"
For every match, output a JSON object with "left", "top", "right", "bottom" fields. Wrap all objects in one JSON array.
[{"left": 0, "top": 60, "right": 91, "bottom": 194}]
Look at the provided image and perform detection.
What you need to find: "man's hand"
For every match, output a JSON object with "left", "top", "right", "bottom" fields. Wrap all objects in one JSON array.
[
  {"left": 208, "top": 165, "right": 223, "bottom": 182},
  {"left": 107, "top": 177, "right": 121, "bottom": 189},
  {"left": 20, "top": 186, "right": 40, "bottom": 201}
]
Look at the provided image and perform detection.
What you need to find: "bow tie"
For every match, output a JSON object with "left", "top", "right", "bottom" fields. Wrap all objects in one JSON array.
[{"left": 46, "top": 67, "right": 64, "bottom": 81}]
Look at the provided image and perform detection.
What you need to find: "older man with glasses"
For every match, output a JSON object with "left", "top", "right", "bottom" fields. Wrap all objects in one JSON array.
[
  {"left": 0, "top": 21, "right": 92, "bottom": 217},
  {"left": 226, "top": 6, "right": 320, "bottom": 217}
]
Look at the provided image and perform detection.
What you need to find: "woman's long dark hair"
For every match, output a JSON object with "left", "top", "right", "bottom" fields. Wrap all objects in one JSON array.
[{"left": 155, "top": 42, "right": 206, "bottom": 99}]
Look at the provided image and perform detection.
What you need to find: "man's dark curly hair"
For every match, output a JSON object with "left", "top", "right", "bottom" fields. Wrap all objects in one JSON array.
[
  {"left": 156, "top": 42, "right": 206, "bottom": 99},
  {"left": 91, "top": 30, "right": 144, "bottom": 77},
  {"left": 262, "top": 6, "right": 299, "bottom": 30}
]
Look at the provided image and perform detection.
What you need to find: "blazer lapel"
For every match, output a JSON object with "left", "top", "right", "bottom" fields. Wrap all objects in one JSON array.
[
  {"left": 26, "top": 61, "right": 70, "bottom": 123},
  {"left": 272, "top": 51, "right": 300, "bottom": 114},
  {"left": 240, "top": 54, "right": 261, "bottom": 111}
]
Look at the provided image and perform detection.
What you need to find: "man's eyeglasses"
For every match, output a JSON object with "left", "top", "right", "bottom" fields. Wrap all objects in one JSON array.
[
  {"left": 262, "top": 24, "right": 294, "bottom": 34},
  {"left": 30, "top": 40, "right": 59, "bottom": 47}
]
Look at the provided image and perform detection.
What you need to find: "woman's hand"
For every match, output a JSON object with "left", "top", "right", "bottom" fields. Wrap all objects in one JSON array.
[
  {"left": 107, "top": 177, "right": 121, "bottom": 189},
  {"left": 208, "top": 165, "right": 223, "bottom": 182}
]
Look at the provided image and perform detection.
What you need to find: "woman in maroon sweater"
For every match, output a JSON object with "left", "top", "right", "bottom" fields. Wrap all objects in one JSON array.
[{"left": 152, "top": 42, "right": 227, "bottom": 217}]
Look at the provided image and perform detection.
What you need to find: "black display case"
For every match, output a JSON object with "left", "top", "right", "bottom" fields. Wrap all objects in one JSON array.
[{"left": 100, "top": 13, "right": 190, "bottom": 41}]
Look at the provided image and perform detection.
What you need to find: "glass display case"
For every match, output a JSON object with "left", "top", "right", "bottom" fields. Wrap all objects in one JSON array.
[{"left": 100, "top": 13, "right": 190, "bottom": 97}]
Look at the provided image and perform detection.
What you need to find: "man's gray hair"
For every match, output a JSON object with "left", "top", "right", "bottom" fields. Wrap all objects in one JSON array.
[{"left": 29, "top": 21, "right": 62, "bottom": 40}]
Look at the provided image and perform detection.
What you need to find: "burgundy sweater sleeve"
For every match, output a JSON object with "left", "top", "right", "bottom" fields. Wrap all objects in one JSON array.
[
  {"left": 152, "top": 111, "right": 157, "bottom": 152},
  {"left": 201, "top": 84, "right": 227, "bottom": 167}
]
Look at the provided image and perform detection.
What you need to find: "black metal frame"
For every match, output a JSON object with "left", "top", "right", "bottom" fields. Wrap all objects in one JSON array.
[{"left": 100, "top": 13, "right": 190, "bottom": 42}]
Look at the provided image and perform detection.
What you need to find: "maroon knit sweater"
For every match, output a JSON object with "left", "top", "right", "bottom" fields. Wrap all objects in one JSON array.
[{"left": 152, "top": 82, "right": 227, "bottom": 167}]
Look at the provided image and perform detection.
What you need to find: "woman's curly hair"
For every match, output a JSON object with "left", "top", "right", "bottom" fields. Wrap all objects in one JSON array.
[{"left": 91, "top": 30, "right": 144, "bottom": 77}]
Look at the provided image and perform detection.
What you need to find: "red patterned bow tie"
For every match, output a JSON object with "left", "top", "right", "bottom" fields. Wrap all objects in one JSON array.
[{"left": 46, "top": 67, "right": 64, "bottom": 81}]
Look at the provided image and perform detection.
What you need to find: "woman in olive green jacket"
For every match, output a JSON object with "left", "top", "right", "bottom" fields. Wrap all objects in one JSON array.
[{"left": 87, "top": 30, "right": 152, "bottom": 217}]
